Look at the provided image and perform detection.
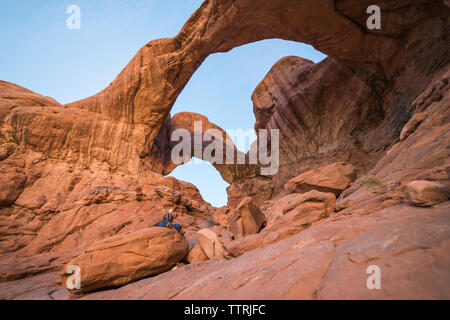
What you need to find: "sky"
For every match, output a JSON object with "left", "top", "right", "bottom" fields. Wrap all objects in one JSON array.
[{"left": 0, "top": 0, "right": 326, "bottom": 207}]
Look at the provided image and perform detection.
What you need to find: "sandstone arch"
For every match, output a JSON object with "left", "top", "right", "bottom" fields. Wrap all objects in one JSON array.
[
  {"left": 64, "top": 0, "right": 398, "bottom": 165},
  {"left": 161, "top": 112, "right": 259, "bottom": 184},
  {"left": 1, "top": 0, "right": 448, "bottom": 178}
]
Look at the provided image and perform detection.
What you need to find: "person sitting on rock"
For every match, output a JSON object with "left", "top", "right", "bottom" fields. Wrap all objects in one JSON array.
[{"left": 155, "top": 209, "right": 182, "bottom": 232}]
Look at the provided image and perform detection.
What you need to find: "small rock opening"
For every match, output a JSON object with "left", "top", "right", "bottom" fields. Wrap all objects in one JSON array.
[{"left": 169, "top": 159, "right": 230, "bottom": 207}]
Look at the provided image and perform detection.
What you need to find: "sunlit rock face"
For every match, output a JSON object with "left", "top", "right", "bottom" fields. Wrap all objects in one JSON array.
[{"left": 0, "top": 0, "right": 449, "bottom": 299}]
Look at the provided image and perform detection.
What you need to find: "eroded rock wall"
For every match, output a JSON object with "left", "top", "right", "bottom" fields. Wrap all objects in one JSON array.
[{"left": 0, "top": 0, "right": 449, "bottom": 299}]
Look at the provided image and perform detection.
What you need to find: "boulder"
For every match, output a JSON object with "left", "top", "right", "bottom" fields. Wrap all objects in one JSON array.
[
  {"left": 336, "top": 199, "right": 356, "bottom": 211},
  {"left": 400, "top": 111, "right": 428, "bottom": 141},
  {"left": 187, "top": 244, "right": 208, "bottom": 263},
  {"left": 266, "top": 190, "right": 336, "bottom": 231},
  {"left": 405, "top": 180, "right": 450, "bottom": 207},
  {"left": 213, "top": 206, "right": 231, "bottom": 228},
  {"left": 80, "top": 203, "right": 450, "bottom": 300},
  {"left": 284, "top": 162, "right": 357, "bottom": 196},
  {"left": 197, "top": 228, "right": 227, "bottom": 259},
  {"left": 228, "top": 197, "right": 266, "bottom": 239},
  {"left": 61, "top": 227, "right": 188, "bottom": 293}
]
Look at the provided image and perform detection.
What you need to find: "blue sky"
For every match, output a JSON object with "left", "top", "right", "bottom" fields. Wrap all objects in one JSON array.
[{"left": 0, "top": 0, "right": 326, "bottom": 207}]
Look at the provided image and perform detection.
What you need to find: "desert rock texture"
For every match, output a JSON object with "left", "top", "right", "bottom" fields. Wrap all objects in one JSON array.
[{"left": 0, "top": 0, "right": 449, "bottom": 299}]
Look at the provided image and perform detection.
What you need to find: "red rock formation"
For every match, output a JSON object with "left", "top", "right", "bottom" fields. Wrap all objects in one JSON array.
[
  {"left": 405, "top": 180, "right": 450, "bottom": 207},
  {"left": 228, "top": 197, "right": 266, "bottom": 239},
  {"left": 61, "top": 227, "right": 188, "bottom": 293},
  {"left": 2, "top": 1, "right": 447, "bottom": 176},
  {"left": 78, "top": 203, "right": 450, "bottom": 300},
  {"left": 284, "top": 162, "right": 357, "bottom": 196},
  {"left": 0, "top": 0, "right": 449, "bottom": 300},
  {"left": 197, "top": 228, "right": 227, "bottom": 259},
  {"left": 265, "top": 190, "right": 336, "bottom": 231},
  {"left": 187, "top": 244, "right": 208, "bottom": 264},
  {"left": 163, "top": 112, "right": 258, "bottom": 183},
  {"left": 212, "top": 206, "right": 231, "bottom": 229}
]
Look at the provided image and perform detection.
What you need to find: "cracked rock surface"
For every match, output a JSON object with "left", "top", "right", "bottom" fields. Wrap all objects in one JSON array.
[{"left": 0, "top": 0, "right": 449, "bottom": 299}]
